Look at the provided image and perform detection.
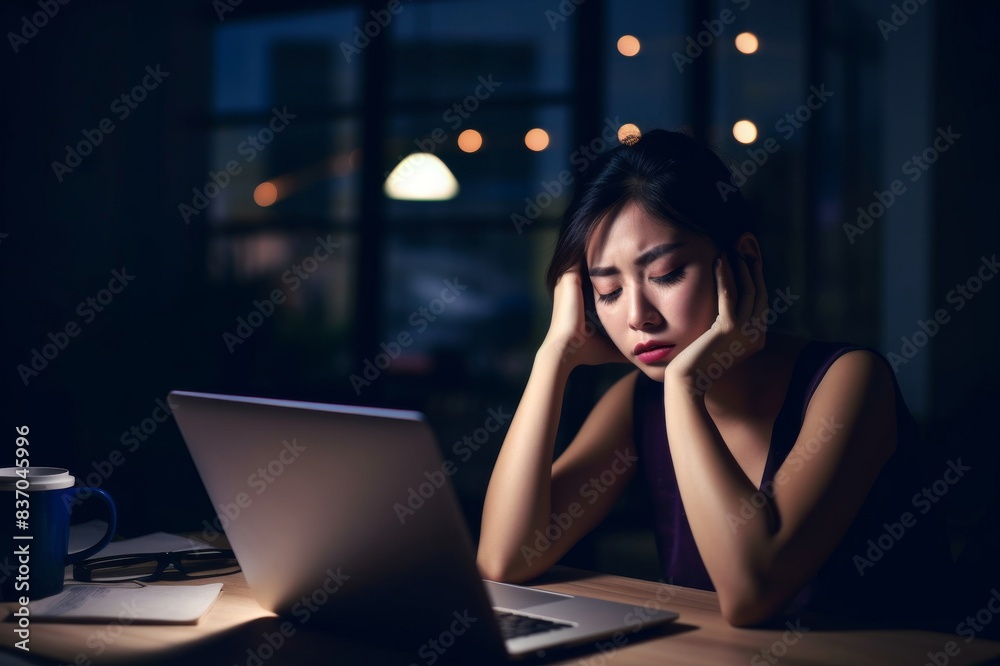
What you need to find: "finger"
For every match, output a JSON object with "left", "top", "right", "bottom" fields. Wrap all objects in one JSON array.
[
  {"left": 558, "top": 264, "right": 583, "bottom": 287},
  {"left": 555, "top": 266, "right": 585, "bottom": 302},
  {"left": 552, "top": 266, "right": 584, "bottom": 323},
  {"left": 715, "top": 255, "right": 738, "bottom": 322}
]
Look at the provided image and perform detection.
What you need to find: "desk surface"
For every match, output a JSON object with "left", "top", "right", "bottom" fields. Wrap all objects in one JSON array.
[{"left": 2, "top": 567, "right": 1000, "bottom": 665}]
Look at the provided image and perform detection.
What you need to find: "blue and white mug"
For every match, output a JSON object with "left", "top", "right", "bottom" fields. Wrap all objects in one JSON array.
[{"left": 0, "top": 467, "right": 116, "bottom": 601}]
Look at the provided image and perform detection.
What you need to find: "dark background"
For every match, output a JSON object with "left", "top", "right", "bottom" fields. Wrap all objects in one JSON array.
[{"left": 1, "top": 0, "right": 997, "bottom": 586}]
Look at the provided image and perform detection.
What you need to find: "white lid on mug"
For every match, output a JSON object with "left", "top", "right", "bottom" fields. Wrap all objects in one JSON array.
[{"left": 0, "top": 467, "right": 75, "bottom": 491}]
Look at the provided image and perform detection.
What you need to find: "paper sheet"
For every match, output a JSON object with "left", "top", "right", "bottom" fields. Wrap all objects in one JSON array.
[
  {"left": 28, "top": 583, "right": 223, "bottom": 624},
  {"left": 69, "top": 521, "right": 214, "bottom": 559}
]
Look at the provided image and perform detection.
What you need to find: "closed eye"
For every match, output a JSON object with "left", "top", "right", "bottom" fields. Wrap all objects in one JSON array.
[
  {"left": 652, "top": 266, "right": 686, "bottom": 286},
  {"left": 597, "top": 267, "right": 686, "bottom": 305},
  {"left": 597, "top": 288, "right": 622, "bottom": 305}
]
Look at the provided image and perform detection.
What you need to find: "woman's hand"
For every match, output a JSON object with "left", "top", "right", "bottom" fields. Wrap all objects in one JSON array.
[
  {"left": 479, "top": 265, "right": 636, "bottom": 583},
  {"left": 540, "top": 266, "right": 628, "bottom": 369},
  {"left": 664, "top": 253, "right": 768, "bottom": 394}
]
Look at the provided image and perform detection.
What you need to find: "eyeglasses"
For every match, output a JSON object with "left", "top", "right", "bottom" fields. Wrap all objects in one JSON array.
[{"left": 72, "top": 549, "right": 241, "bottom": 583}]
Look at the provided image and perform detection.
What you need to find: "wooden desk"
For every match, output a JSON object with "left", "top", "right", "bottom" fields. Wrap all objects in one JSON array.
[{"left": 2, "top": 567, "right": 999, "bottom": 665}]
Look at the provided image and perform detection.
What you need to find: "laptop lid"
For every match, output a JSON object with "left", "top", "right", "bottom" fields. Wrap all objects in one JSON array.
[{"left": 168, "top": 390, "right": 508, "bottom": 663}]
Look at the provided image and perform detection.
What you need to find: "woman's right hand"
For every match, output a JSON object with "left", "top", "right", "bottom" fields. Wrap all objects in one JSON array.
[
  {"left": 479, "top": 264, "right": 638, "bottom": 583},
  {"left": 541, "top": 266, "right": 629, "bottom": 369}
]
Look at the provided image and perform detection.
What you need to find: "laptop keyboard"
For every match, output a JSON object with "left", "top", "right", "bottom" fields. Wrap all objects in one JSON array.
[{"left": 494, "top": 610, "right": 574, "bottom": 640}]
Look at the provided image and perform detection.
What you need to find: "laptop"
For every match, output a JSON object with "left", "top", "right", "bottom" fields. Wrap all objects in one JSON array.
[{"left": 168, "top": 390, "right": 678, "bottom": 661}]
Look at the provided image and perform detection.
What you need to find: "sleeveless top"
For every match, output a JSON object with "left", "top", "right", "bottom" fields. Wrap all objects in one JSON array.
[{"left": 632, "top": 339, "right": 956, "bottom": 625}]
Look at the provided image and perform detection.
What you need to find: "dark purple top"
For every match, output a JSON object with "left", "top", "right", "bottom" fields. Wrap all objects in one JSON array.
[{"left": 633, "top": 339, "right": 955, "bottom": 623}]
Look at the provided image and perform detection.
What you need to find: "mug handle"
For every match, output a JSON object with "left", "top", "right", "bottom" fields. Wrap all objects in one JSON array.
[{"left": 65, "top": 488, "right": 117, "bottom": 564}]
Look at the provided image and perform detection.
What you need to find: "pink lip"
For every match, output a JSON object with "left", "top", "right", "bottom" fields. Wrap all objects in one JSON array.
[{"left": 633, "top": 341, "right": 676, "bottom": 364}]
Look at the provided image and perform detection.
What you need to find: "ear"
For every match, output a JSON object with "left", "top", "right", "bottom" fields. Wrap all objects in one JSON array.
[{"left": 733, "top": 232, "right": 762, "bottom": 265}]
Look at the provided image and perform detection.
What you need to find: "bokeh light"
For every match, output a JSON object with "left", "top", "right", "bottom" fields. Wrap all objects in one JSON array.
[
  {"left": 524, "top": 128, "right": 550, "bottom": 151},
  {"left": 735, "top": 32, "right": 759, "bottom": 54},
  {"left": 732, "top": 120, "right": 758, "bottom": 144},
  {"left": 617, "top": 35, "right": 641, "bottom": 57},
  {"left": 458, "top": 129, "right": 483, "bottom": 153},
  {"left": 253, "top": 181, "right": 278, "bottom": 207}
]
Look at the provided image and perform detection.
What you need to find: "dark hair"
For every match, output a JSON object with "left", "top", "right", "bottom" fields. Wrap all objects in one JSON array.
[{"left": 545, "top": 129, "right": 755, "bottom": 293}]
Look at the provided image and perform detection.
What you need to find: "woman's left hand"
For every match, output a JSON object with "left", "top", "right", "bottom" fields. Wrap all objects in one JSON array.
[{"left": 664, "top": 252, "right": 768, "bottom": 395}]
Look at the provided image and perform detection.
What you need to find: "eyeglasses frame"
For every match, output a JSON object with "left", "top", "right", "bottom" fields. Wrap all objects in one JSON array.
[{"left": 72, "top": 548, "right": 240, "bottom": 583}]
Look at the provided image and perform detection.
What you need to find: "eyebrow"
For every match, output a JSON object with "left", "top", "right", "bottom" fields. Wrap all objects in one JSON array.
[{"left": 588, "top": 242, "right": 687, "bottom": 277}]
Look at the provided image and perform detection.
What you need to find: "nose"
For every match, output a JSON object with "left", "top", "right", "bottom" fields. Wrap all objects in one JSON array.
[{"left": 627, "top": 286, "right": 663, "bottom": 331}]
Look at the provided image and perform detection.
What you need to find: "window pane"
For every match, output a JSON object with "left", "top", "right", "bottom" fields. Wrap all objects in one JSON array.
[
  {"left": 207, "top": 120, "right": 360, "bottom": 224},
  {"left": 385, "top": 106, "right": 572, "bottom": 223},
  {"left": 389, "top": 0, "right": 571, "bottom": 101},
  {"left": 606, "top": 0, "right": 688, "bottom": 132},
  {"left": 214, "top": 9, "right": 362, "bottom": 114},
  {"left": 383, "top": 232, "right": 533, "bottom": 361},
  {"left": 207, "top": 231, "right": 355, "bottom": 327}
]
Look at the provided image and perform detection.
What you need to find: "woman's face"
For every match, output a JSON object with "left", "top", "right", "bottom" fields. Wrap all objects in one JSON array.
[{"left": 585, "top": 200, "right": 720, "bottom": 382}]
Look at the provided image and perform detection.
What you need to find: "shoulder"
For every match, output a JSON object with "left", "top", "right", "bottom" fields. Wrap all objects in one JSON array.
[
  {"left": 824, "top": 347, "right": 894, "bottom": 382},
  {"left": 804, "top": 345, "right": 898, "bottom": 459},
  {"left": 802, "top": 342, "right": 896, "bottom": 409},
  {"left": 775, "top": 337, "right": 895, "bottom": 405}
]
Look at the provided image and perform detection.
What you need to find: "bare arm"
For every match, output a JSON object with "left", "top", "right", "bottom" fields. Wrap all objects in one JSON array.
[
  {"left": 663, "top": 253, "right": 897, "bottom": 625},
  {"left": 477, "top": 268, "right": 636, "bottom": 583},
  {"left": 666, "top": 350, "right": 896, "bottom": 626}
]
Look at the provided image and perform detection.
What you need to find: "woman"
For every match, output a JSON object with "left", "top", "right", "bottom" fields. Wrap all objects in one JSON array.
[{"left": 477, "top": 129, "right": 953, "bottom": 627}]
